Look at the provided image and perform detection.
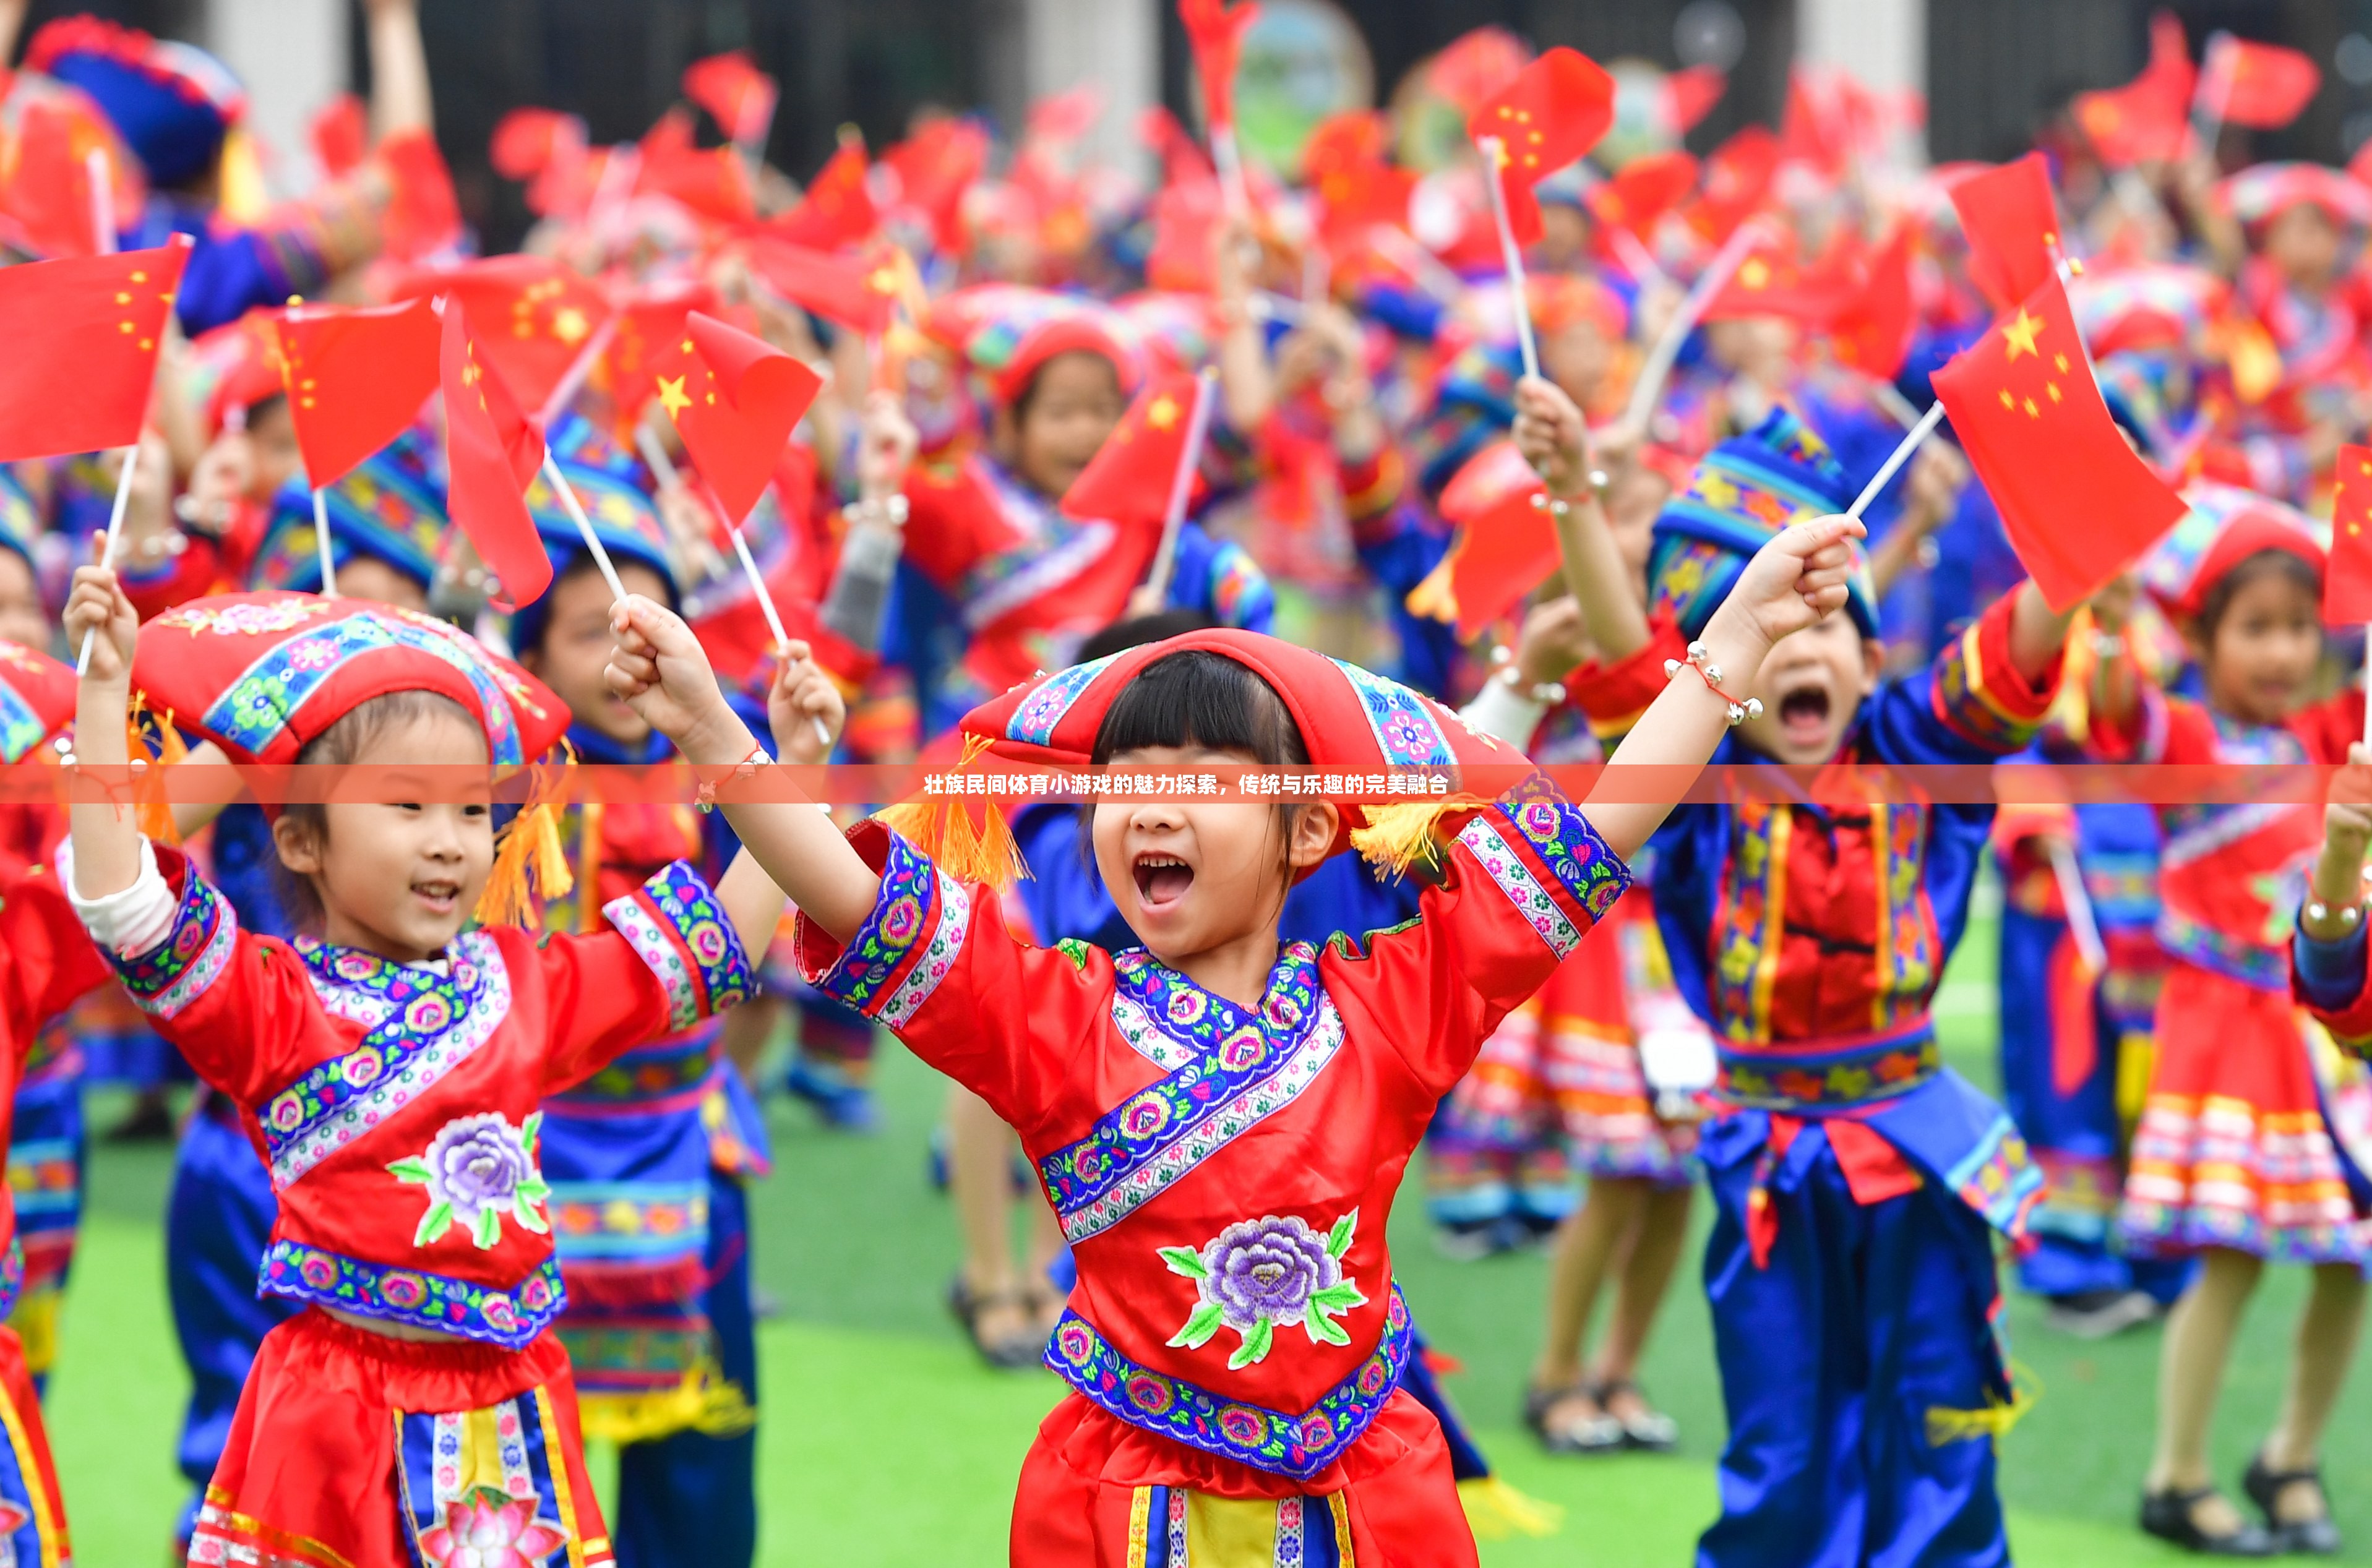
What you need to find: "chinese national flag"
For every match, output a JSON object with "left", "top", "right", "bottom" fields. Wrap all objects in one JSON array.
[
  {"left": 2201, "top": 33, "right": 2320, "bottom": 130},
  {"left": 1948, "top": 153, "right": 2062, "bottom": 312},
  {"left": 1930, "top": 273, "right": 2187, "bottom": 611},
  {"left": 1062, "top": 370, "right": 1207, "bottom": 532},
  {"left": 649, "top": 312, "right": 825, "bottom": 525},
  {"left": 1692, "top": 124, "right": 1781, "bottom": 242},
  {"left": 1467, "top": 48, "right": 1617, "bottom": 246},
  {"left": 1828, "top": 225, "right": 1915, "bottom": 380},
  {"left": 439, "top": 302, "right": 551, "bottom": 608},
  {"left": 275, "top": 297, "right": 442, "bottom": 486},
  {"left": 375, "top": 129, "right": 462, "bottom": 263},
  {"left": 772, "top": 141, "right": 877, "bottom": 251},
  {"left": 390, "top": 256, "right": 612, "bottom": 414},
  {"left": 741, "top": 236, "right": 900, "bottom": 335},
  {"left": 1703, "top": 234, "right": 1857, "bottom": 325},
  {"left": 2327, "top": 445, "right": 2372, "bottom": 624},
  {"left": 2074, "top": 12, "right": 2193, "bottom": 166},
  {"left": 683, "top": 52, "right": 777, "bottom": 146},
  {"left": 0, "top": 235, "right": 189, "bottom": 461},
  {"left": 600, "top": 283, "right": 716, "bottom": 434},
  {"left": 310, "top": 93, "right": 368, "bottom": 177},
  {"left": 883, "top": 114, "right": 989, "bottom": 252},
  {"left": 0, "top": 96, "right": 143, "bottom": 260},
  {"left": 1180, "top": 0, "right": 1260, "bottom": 134},
  {"left": 1404, "top": 439, "right": 1554, "bottom": 640},
  {"left": 1587, "top": 150, "right": 1698, "bottom": 238}
]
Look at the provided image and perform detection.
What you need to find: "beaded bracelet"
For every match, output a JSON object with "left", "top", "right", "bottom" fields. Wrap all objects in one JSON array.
[
  {"left": 2305, "top": 899, "right": 2365, "bottom": 932},
  {"left": 695, "top": 742, "right": 773, "bottom": 813},
  {"left": 1662, "top": 640, "right": 1763, "bottom": 727},
  {"left": 1486, "top": 646, "right": 1566, "bottom": 706}
]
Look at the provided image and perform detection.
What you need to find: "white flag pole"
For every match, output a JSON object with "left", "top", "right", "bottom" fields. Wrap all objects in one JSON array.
[
  {"left": 2047, "top": 837, "right": 2108, "bottom": 976},
  {"left": 311, "top": 486, "right": 338, "bottom": 595},
  {"left": 1845, "top": 400, "right": 1946, "bottom": 522},
  {"left": 1140, "top": 369, "right": 1221, "bottom": 606},
  {"left": 75, "top": 442, "right": 143, "bottom": 674},
  {"left": 1475, "top": 137, "right": 1540, "bottom": 383},
  {"left": 536, "top": 450, "right": 629, "bottom": 604},
  {"left": 1622, "top": 218, "right": 1769, "bottom": 437},
  {"left": 86, "top": 148, "right": 116, "bottom": 255}
]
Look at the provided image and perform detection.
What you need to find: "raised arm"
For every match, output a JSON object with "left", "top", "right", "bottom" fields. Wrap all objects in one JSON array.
[
  {"left": 363, "top": 0, "right": 434, "bottom": 140},
  {"left": 1513, "top": 375, "right": 1652, "bottom": 663},
  {"left": 608, "top": 599, "right": 880, "bottom": 940},
  {"left": 62, "top": 565, "right": 144, "bottom": 902}
]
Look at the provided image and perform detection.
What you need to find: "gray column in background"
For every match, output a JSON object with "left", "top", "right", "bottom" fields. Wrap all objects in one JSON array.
[
  {"left": 1796, "top": 0, "right": 1927, "bottom": 164},
  {"left": 1023, "top": 0, "right": 1156, "bottom": 181},
  {"left": 202, "top": 0, "right": 347, "bottom": 197}
]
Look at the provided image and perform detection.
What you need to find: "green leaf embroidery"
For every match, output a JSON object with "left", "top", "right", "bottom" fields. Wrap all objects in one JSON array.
[
  {"left": 470, "top": 1205, "right": 503, "bottom": 1249},
  {"left": 1308, "top": 1282, "right": 1366, "bottom": 1313},
  {"left": 1304, "top": 1303, "right": 1352, "bottom": 1346},
  {"left": 1158, "top": 1246, "right": 1210, "bottom": 1279},
  {"left": 1057, "top": 937, "right": 1093, "bottom": 972},
  {"left": 512, "top": 1196, "right": 550, "bottom": 1235},
  {"left": 1229, "top": 1316, "right": 1275, "bottom": 1370},
  {"left": 412, "top": 1199, "right": 455, "bottom": 1248},
  {"left": 515, "top": 1177, "right": 551, "bottom": 1206},
  {"left": 1326, "top": 1209, "right": 1358, "bottom": 1259},
  {"left": 1168, "top": 1301, "right": 1224, "bottom": 1350},
  {"left": 520, "top": 1110, "right": 543, "bottom": 1155},
  {"left": 387, "top": 1157, "right": 433, "bottom": 1185}
]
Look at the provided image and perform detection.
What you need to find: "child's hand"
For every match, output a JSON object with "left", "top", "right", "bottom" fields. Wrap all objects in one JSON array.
[
  {"left": 64, "top": 563, "right": 137, "bottom": 685},
  {"left": 1512, "top": 375, "right": 1591, "bottom": 498},
  {"left": 2321, "top": 742, "right": 2372, "bottom": 889},
  {"left": 855, "top": 390, "right": 917, "bottom": 502},
  {"left": 604, "top": 595, "right": 742, "bottom": 761},
  {"left": 769, "top": 640, "right": 846, "bottom": 765},
  {"left": 1706, "top": 515, "right": 1868, "bottom": 657},
  {"left": 1511, "top": 595, "right": 1594, "bottom": 688}
]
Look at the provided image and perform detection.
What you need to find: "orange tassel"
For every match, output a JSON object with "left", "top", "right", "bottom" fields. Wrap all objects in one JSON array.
[
  {"left": 126, "top": 696, "right": 189, "bottom": 847},
  {"left": 473, "top": 752, "right": 577, "bottom": 926},
  {"left": 872, "top": 731, "right": 1030, "bottom": 890}
]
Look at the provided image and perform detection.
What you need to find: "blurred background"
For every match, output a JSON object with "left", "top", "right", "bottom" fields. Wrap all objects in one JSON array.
[{"left": 17, "top": 0, "right": 2368, "bottom": 254}]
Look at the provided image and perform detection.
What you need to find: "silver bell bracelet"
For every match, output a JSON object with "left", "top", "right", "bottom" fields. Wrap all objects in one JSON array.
[{"left": 1663, "top": 640, "right": 1763, "bottom": 727}]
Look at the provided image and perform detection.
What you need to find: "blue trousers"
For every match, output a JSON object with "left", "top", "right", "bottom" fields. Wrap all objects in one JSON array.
[
  {"left": 1698, "top": 1118, "right": 2009, "bottom": 1568},
  {"left": 168, "top": 1100, "right": 296, "bottom": 1542},
  {"left": 611, "top": 1168, "right": 758, "bottom": 1568}
]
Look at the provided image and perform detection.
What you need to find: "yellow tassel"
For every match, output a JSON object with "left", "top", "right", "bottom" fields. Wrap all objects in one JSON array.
[
  {"left": 1457, "top": 1475, "right": 1565, "bottom": 1540},
  {"left": 573, "top": 1363, "right": 755, "bottom": 1446},
  {"left": 870, "top": 732, "right": 1030, "bottom": 890},
  {"left": 126, "top": 696, "right": 188, "bottom": 847},
  {"left": 474, "top": 753, "right": 577, "bottom": 926},
  {"left": 1924, "top": 1362, "right": 2040, "bottom": 1446},
  {"left": 1348, "top": 800, "right": 1469, "bottom": 880}
]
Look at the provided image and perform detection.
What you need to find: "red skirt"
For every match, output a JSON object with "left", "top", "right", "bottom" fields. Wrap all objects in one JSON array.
[
  {"left": 1012, "top": 1389, "right": 1476, "bottom": 1567},
  {"left": 2120, "top": 962, "right": 2368, "bottom": 1264},
  {"left": 0, "top": 1326, "right": 67, "bottom": 1564},
  {"left": 188, "top": 1308, "right": 611, "bottom": 1568}
]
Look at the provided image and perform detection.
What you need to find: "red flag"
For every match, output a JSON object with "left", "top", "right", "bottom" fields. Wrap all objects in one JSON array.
[
  {"left": 2200, "top": 33, "right": 2319, "bottom": 131},
  {"left": 1145, "top": 177, "right": 1226, "bottom": 293},
  {"left": 1664, "top": 65, "right": 1726, "bottom": 132},
  {"left": 2329, "top": 445, "right": 2372, "bottom": 623},
  {"left": 1702, "top": 234, "right": 1857, "bottom": 325},
  {"left": 1307, "top": 114, "right": 1414, "bottom": 251},
  {"left": 741, "top": 236, "right": 899, "bottom": 335},
  {"left": 1692, "top": 124, "right": 1781, "bottom": 242},
  {"left": 1588, "top": 150, "right": 1698, "bottom": 238},
  {"left": 1179, "top": 0, "right": 1260, "bottom": 134},
  {"left": 0, "top": 95, "right": 143, "bottom": 260},
  {"left": 1406, "top": 439, "right": 1554, "bottom": 640},
  {"left": 1063, "top": 371, "right": 1205, "bottom": 531},
  {"left": 1466, "top": 47, "right": 1617, "bottom": 245},
  {"left": 439, "top": 302, "right": 551, "bottom": 608},
  {"left": 490, "top": 108, "right": 593, "bottom": 218},
  {"left": 275, "top": 298, "right": 441, "bottom": 486},
  {"left": 309, "top": 94, "right": 367, "bottom": 178},
  {"left": 882, "top": 114, "right": 989, "bottom": 252},
  {"left": 600, "top": 283, "right": 716, "bottom": 434},
  {"left": 376, "top": 129, "right": 462, "bottom": 262},
  {"left": 649, "top": 312, "right": 825, "bottom": 525},
  {"left": 773, "top": 140, "right": 877, "bottom": 251},
  {"left": 0, "top": 236, "right": 188, "bottom": 460},
  {"left": 389, "top": 256, "right": 613, "bottom": 414},
  {"left": 682, "top": 52, "right": 777, "bottom": 145},
  {"left": 1930, "top": 273, "right": 2186, "bottom": 611},
  {"left": 1948, "top": 153, "right": 2063, "bottom": 311},
  {"left": 1828, "top": 226, "right": 1915, "bottom": 380},
  {"left": 2074, "top": 12, "right": 2193, "bottom": 167}
]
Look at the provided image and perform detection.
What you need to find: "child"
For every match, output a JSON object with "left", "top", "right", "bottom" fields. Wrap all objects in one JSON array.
[
  {"left": 59, "top": 573, "right": 809, "bottom": 1567},
  {"left": 2092, "top": 489, "right": 2365, "bottom": 1556},
  {"left": 1517, "top": 372, "right": 2076, "bottom": 1566},
  {"left": 602, "top": 509, "right": 1864, "bottom": 1563}
]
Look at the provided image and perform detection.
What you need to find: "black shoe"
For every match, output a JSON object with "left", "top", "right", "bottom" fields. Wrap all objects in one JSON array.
[
  {"left": 2139, "top": 1488, "right": 2275, "bottom": 1556},
  {"left": 2042, "top": 1288, "right": 2160, "bottom": 1339},
  {"left": 103, "top": 1094, "right": 176, "bottom": 1143},
  {"left": 2242, "top": 1453, "right": 2344, "bottom": 1556}
]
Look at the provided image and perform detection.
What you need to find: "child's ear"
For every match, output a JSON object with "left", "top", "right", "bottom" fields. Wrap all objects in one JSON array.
[
  {"left": 1289, "top": 800, "right": 1341, "bottom": 872},
  {"left": 1859, "top": 637, "right": 1885, "bottom": 698},
  {"left": 272, "top": 813, "right": 322, "bottom": 878}
]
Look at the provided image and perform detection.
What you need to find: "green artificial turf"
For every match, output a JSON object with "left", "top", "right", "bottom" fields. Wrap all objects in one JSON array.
[{"left": 35, "top": 907, "right": 2372, "bottom": 1562}]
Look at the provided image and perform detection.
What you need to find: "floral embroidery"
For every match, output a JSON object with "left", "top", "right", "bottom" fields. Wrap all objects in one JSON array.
[
  {"left": 417, "top": 1488, "right": 569, "bottom": 1567},
  {"left": 1327, "top": 658, "right": 1458, "bottom": 767},
  {"left": 1046, "top": 1285, "right": 1412, "bottom": 1481},
  {"left": 1716, "top": 1024, "right": 1940, "bottom": 1110},
  {"left": 389, "top": 1112, "right": 553, "bottom": 1249},
  {"left": 152, "top": 597, "right": 338, "bottom": 638},
  {"left": 1487, "top": 778, "right": 1630, "bottom": 922},
  {"left": 807, "top": 833, "right": 972, "bottom": 1026},
  {"left": 604, "top": 861, "right": 756, "bottom": 1030},
  {"left": 1007, "top": 651, "right": 1120, "bottom": 746},
  {"left": 113, "top": 868, "right": 238, "bottom": 1021},
  {"left": 265, "top": 935, "right": 511, "bottom": 1187},
  {"left": 1041, "top": 946, "right": 1347, "bottom": 1243},
  {"left": 1162, "top": 1211, "right": 1367, "bottom": 1369},
  {"left": 1455, "top": 815, "right": 1587, "bottom": 958},
  {"left": 0, "top": 673, "right": 39, "bottom": 767},
  {"left": 259, "top": 1243, "right": 563, "bottom": 1348}
]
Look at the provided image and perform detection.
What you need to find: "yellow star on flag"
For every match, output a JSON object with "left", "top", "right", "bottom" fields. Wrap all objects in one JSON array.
[
  {"left": 2000, "top": 309, "right": 2043, "bottom": 362},
  {"left": 1147, "top": 396, "right": 1182, "bottom": 431},
  {"left": 657, "top": 374, "right": 692, "bottom": 419}
]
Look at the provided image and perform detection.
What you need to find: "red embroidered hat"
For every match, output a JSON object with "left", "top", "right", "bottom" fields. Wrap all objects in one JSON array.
[
  {"left": 0, "top": 640, "right": 75, "bottom": 766},
  {"left": 2139, "top": 480, "right": 2325, "bottom": 623},
  {"left": 130, "top": 593, "right": 567, "bottom": 768},
  {"left": 925, "top": 283, "right": 1145, "bottom": 408},
  {"left": 882, "top": 627, "right": 1524, "bottom": 885}
]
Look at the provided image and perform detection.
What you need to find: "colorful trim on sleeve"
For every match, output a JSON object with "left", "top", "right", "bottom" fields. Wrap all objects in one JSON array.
[
  {"left": 113, "top": 863, "right": 239, "bottom": 1021},
  {"left": 799, "top": 829, "right": 972, "bottom": 1028},
  {"left": 1453, "top": 782, "right": 1631, "bottom": 957},
  {"left": 1928, "top": 592, "right": 2056, "bottom": 755},
  {"left": 602, "top": 862, "right": 757, "bottom": 1033}
]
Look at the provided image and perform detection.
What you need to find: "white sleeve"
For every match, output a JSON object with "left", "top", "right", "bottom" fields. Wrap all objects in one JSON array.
[
  {"left": 58, "top": 836, "right": 178, "bottom": 959},
  {"left": 1458, "top": 680, "right": 1547, "bottom": 750}
]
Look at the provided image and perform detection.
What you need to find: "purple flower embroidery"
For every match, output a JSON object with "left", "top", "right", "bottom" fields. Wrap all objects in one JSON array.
[
  {"left": 387, "top": 1112, "right": 553, "bottom": 1249},
  {"left": 1161, "top": 1211, "right": 1367, "bottom": 1370}
]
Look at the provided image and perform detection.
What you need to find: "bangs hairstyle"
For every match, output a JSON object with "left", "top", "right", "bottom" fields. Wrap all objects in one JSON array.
[
  {"left": 273, "top": 689, "right": 488, "bottom": 930},
  {"left": 1091, "top": 650, "right": 1310, "bottom": 766},
  {"left": 2195, "top": 546, "right": 2323, "bottom": 643}
]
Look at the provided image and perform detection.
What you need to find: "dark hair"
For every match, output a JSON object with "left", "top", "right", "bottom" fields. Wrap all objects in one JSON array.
[
  {"left": 511, "top": 548, "right": 676, "bottom": 661},
  {"left": 2195, "top": 547, "right": 2322, "bottom": 646},
  {"left": 1091, "top": 649, "right": 1309, "bottom": 766},
  {"left": 1012, "top": 348, "right": 1121, "bottom": 424},
  {"left": 273, "top": 690, "right": 484, "bottom": 930}
]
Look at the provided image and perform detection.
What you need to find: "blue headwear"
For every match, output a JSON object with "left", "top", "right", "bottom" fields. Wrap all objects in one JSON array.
[
  {"left": 251, "top": 430, "right": 446, "bottom": 595},
  {"left": 1646, "top": 407, "right": 1878, "bottom": 639},
  {"left": 27, "top": 17, "right": 244, "bottom": 189},
  {"left": 507, "top": 414, "right": 681, "bottom": 658},
  {"left": 0, "top": 469, "right": 40, "bottom": 573}
]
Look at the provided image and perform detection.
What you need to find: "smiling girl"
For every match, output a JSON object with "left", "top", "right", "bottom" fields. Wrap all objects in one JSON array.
[
  {"left": 59, "top": 569, "right": 808, "bottom": 1568},
  {"left": 600, "top": 507, "right": 1861, "bottom": 1564}
]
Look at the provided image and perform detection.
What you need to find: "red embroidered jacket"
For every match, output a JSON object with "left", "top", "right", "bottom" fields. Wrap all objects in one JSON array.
[
  {"left": 797, "top": 795, "right": 1627, "bottom": 1484},
  {"left": 104, "top": 847, "right": 754, "bottom": 1348},
  {"left": 0, "top": 870, "right": 110, "bottom": 1311}
]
